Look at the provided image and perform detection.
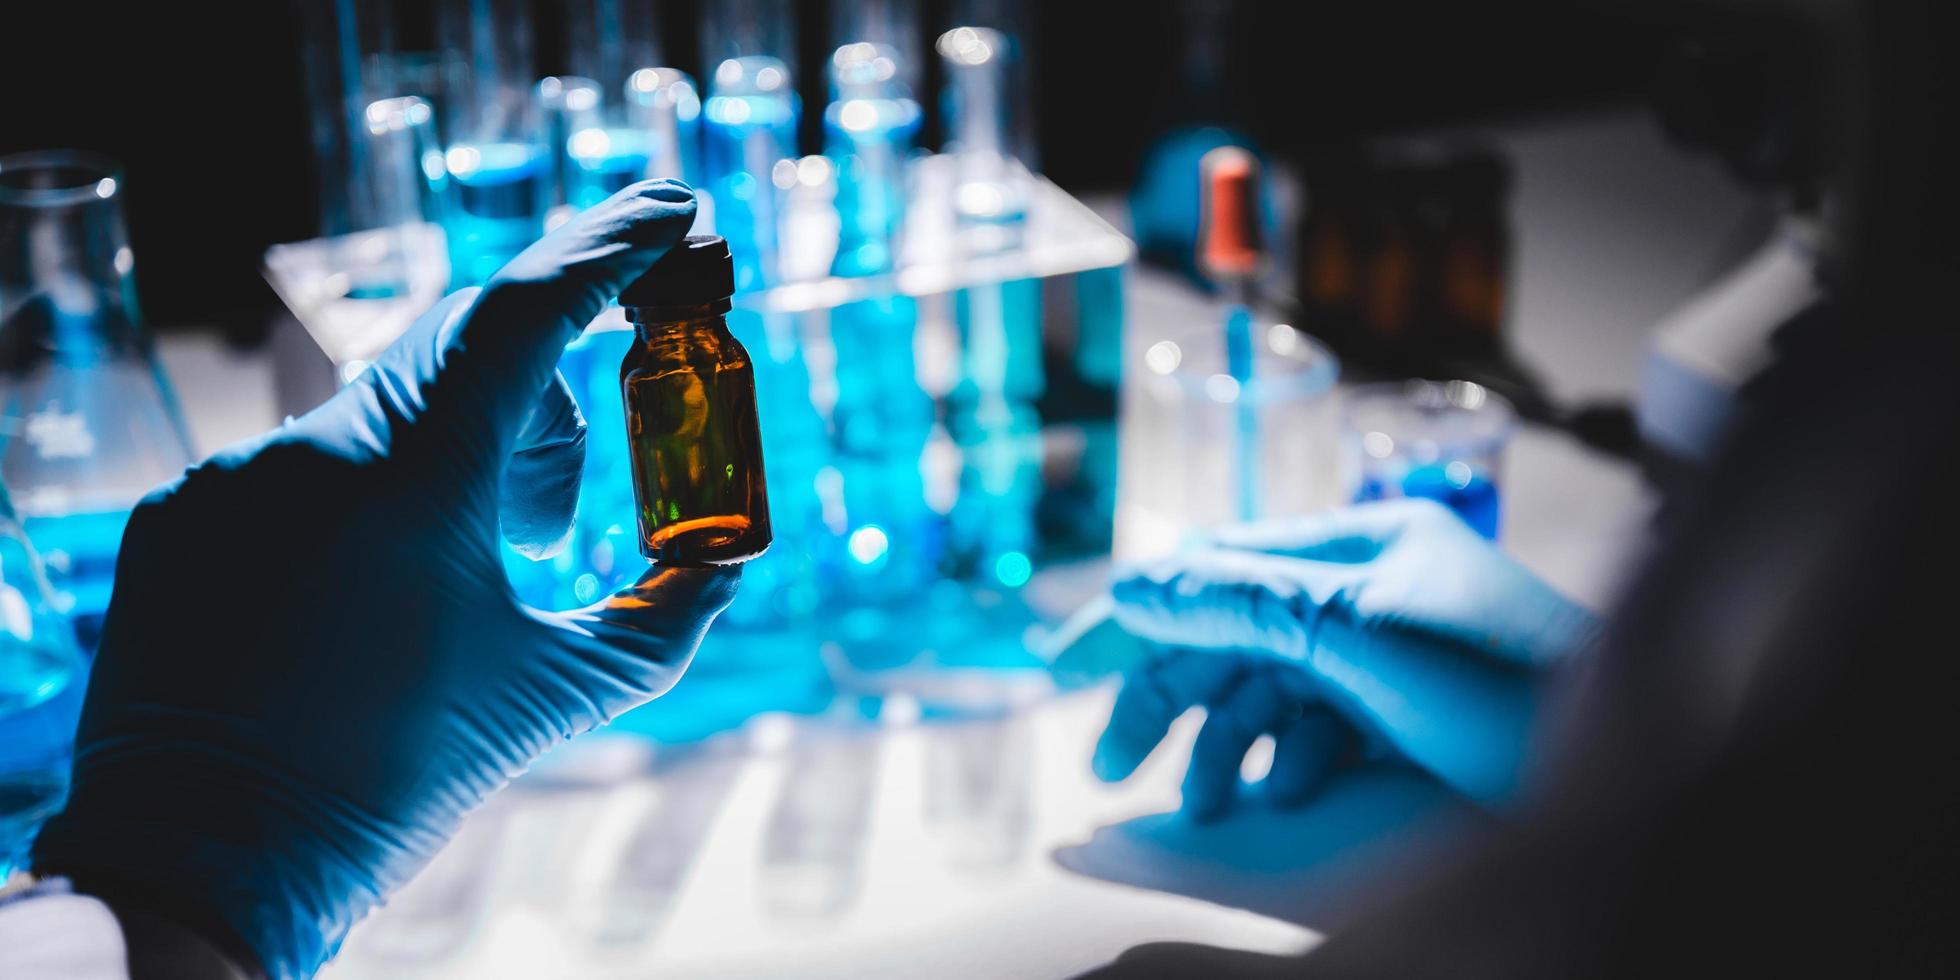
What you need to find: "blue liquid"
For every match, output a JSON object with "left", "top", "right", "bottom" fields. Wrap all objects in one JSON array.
[
  {"left": 1357, "top": 463, "right": 1501, "bottom": 539},
  {"left": 0, "top": 513, "right": 111, "bottom": 875},
  {"left": 1073, "top": 266, "right": 1125, "bottom": 390},
  {"left": 829, "top": 297, "right": 936, "bottom": 596},
  {"left": 0, "top": 663, "right": 80, "bottom": 878},
  {"left": 947, "top": 279, "right": 1045, "bottom": 580},
  {"left": 441, "top": 141, "right": 548, "bottom": 286},
  {"left": 702, "top": 91, "right": 798, "bottom": 291},
  {"left": 949, "top": 405, "right": 1042, "bottom": 582},
  {"left": 825, "top": 97, "right": 920, "bottom": 279},
  {"left": 22, "top": 510, "right": 128, "bottom": 650},
  {"left": 569, "top": 128, "right": 654, "bottom": 209}
]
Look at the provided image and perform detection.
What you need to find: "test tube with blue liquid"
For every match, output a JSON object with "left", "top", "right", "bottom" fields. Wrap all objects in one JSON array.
[
  {"left": 555, "top": 0, "right": 677, "bottom": 212},
  {"left": 536, "top": 75, "right": 604, "bottom": 231},
  {"left": 701, "top": 0, "right": 799, "bottom": 290},
  {"left": 694, "top": 1, "right": 832, "bottom": 626},
  {"left": 625, "top": 68, "right": 703, "bottom": 185},
  {"left": 825, "top": 40, "right": 941, "bottom": 604},
  {"left": 936, "top": 25, "right": 1044, "bottom": 589},
  {"left": 1344, "top": 380, "right": 1513, "bottom": 539},
  {"left": 435, "top": 0, "right": 547, "bottom": 286}
]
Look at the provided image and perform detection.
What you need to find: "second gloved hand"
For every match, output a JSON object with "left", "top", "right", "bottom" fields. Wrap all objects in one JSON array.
[
  {"left": 1104, "top": 499, "right": 1601, "bottom": 808},
  {"left": 34, "top": 180, "right": 734, "bottom": 979}
]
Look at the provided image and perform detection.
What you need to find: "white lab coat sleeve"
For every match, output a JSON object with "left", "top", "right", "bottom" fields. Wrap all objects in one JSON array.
[{"left": 0, "top": 889, "right": 130, "bottom": 979}]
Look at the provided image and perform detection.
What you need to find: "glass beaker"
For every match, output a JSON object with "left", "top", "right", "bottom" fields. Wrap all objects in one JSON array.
[
  {"left": 1122, "top": 322, "right": 1341, "bottom": 558},
  {"left": 1342, "top": 379, "right": 1515, "bottom": 540},
  {"left": 0, "top": 478, "right": 85, "bottom": 880},
  {"left": 0, "top": 151, "right": 195, "bottom": 643}
]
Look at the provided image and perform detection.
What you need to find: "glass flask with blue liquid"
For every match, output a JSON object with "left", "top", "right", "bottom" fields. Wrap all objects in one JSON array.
[
  {"left": 624, "top": 68, "right": 703, "bottom": 187},
  {"left": 0, "top": 151, "right": 195, "bottom": 649},
  {"left": 1344, "top": 380, "right": 1513, "bottom": 539},
  {"left": 703, "top": 56, "right": 799, "bottom": 292},
  {"left": 0, "top": 479, "right": 87, "bottom": 880},
  {"left": 435, "top": 0, "right": 548, "bottom": 285},
  {"left": 824, "top": 42, "right": 942, "bottom": 613},
  {"left": 935, "top": 26, "right": 1046, "bottom": 590},
  {"left": 551, "top": 0, "right": 696, "bottom": 216}
]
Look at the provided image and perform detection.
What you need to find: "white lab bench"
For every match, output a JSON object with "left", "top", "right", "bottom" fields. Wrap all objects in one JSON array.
[{"left": 149, "top": 111, "right": 1747, "bottom": 978}]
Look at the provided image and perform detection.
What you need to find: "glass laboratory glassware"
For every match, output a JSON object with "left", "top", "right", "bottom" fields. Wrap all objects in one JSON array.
[
  {"left": 536, "top": 74, "right": 605, "bottom": 228},
  {"left": 435, "top": 0, "right": 547, "bottom": 286},
  {"left": 1342, "top": 379, "right": 1514, "bottom": 540},
  {"left": 0, "top": 151, "right": 195, "bottom": 646},
  {"left": 832, "top": 0, "right": 921, "bottom": 92},
  {"left": 558, "top": 0, "right": 669, "bottom": 211},
  {"left": 826, "top": 43, "right": 921, "bottom": 279},
  {"left": 625, "top": 67, "right": 703, "bottom": 186},
  {"left": 294, "top": 0, "right": 447, "bottom": 294},
  {"left": 933, "top": 18, "right": 1047, "bottom": 592},
  {"left": 1123, "top": 322, "right": 1341, "bottom": 558},
  {"left": 701, "top": 0, "right": 799, "bottom": 290},
  {"left": 0, "top": 479, "right": 85, "bottom": 880},
  {"left": 703, "top": 55, "right": 800, "bottom": 292},
  {"left": 266, "top": 94, "right": 449, "bottom": 385},
  {"left": 824, "top": 42, "right": 939, "bottom": 611},
  {"left": 701, "top": 0, "right": 799, "bottom": 89},
  {"left": 619, "top": 236, "right": 772, "bottom": 565},
  {"left": 937, "top": 26, "right": 1028, "bottom": 225}
]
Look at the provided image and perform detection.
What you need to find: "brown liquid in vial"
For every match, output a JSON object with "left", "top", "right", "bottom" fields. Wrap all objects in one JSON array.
[{"left": 623, "top": 304, "right": 772, "bottom": 564}]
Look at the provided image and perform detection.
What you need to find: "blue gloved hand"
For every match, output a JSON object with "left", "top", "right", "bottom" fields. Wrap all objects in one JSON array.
[
  {"left": 1096, "top": 499, "right": 1601, "bottom": 811},
  {"left": 1094, "top": 645, "right": 1353, "bottom": 823},
  {"left": 33, "top": 180, "right": 738, "bottom": 979}
]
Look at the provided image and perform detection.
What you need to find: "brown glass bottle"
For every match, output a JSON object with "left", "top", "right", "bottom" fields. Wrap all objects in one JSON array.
[{"left": 618, "top": 235, "right": 772, "bottom": 565}]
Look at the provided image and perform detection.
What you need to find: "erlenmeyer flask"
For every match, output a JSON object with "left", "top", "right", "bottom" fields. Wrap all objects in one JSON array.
[
  {"left": 0, "top": 151, "right": 195, "bottom": 645},
  {"left": 0, "top": 477, "right": 85, "bottom": 880}
]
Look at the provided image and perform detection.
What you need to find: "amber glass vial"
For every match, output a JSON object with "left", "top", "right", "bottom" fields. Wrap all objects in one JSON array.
[{"left": 618, "top": 235, "right": 772, "bottom": 565}]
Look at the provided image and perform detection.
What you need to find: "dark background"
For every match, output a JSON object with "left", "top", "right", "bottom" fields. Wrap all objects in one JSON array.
[{"left": 0, "top": 1, "right": 1792, "bottom": 341}]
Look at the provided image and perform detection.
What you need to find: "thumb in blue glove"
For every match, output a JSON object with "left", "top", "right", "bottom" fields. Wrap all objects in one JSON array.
[
  {"left": 1105, "top": 499, "right": 1601, "bottom": 807},
  {"left": 33, "top": 179, "right": 736, "bottom": 979}
]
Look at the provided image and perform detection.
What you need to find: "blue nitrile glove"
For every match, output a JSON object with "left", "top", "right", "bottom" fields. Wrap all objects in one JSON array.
[
  {"left": 1094, "top": 645, "right": 1353, "bottom": 823},
  {"left": 33, "top": 179, "right": 739, "bottom": 980},
  {"left": 1096, "top": 499, "right": 1601, "bottom": 809}
]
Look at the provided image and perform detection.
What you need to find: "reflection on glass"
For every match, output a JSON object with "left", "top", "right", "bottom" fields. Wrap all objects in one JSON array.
[
  {"left": 586, "top": 748, "right": 743, "bottom": 950},
  {"left": 924, "top": 713, "right": 1032, "bottom": 872},
  {"left": 760, "top": 723, "right": 878, "bottom": 918}
]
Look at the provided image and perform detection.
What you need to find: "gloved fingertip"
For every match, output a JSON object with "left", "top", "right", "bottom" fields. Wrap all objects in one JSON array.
[
  {"left": 507, "top": 525, "right": 574, "bottom": 562},
  {"left": 631, "top": 177, "right": 695, "bottom": 204},
  {"left": 1109, "top": 565, "right": 1170, "bottom": 606}
]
